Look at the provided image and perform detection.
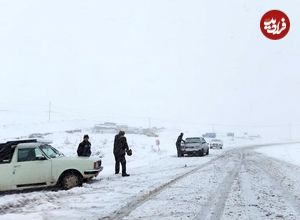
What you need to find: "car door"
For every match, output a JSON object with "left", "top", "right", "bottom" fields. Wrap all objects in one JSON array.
[
  {"left": 13, "top": 147, "right": 52, "bottom": 188},
  {"left": 0, "top": 147, "right": 15, "bottom": 191},
  {"left": 200, "top": 138, "right": 207, "bottom": 150},
  {"left": 0, "top": 162, "right": 14, "bottom": 191}
]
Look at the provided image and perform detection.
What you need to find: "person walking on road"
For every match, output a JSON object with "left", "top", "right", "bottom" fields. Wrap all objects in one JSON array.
[
  {"left": 176, "top": 133, "right": 185, "bottom": 157},
  {"left": 114, "top": 131, "right": 130, "bottom": 177},
  {"left": 77, "top": 134, "right": 91, "bottom": 157}
]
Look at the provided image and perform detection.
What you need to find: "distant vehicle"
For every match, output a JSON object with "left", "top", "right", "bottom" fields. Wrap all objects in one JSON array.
[
  {"left": 28, "top": 132, "right": 52, "bottom": 138},
  {"left": 227, "top": 132, "right": 234, "bottom": 137},
  {"left": 248, "top": 135, "right": 261, "bottom": 139},
  {"left": 0, "top": 139, "right": 103, "bottom": 192},
  {"left": 178, "top": 137, "right": 209, "bottom": 157},
  {"left": 65, "top": 129, "right": 82, "bottom": 134},
  {"left": 202, "top": 132, "right": 216, "bottom": 138},
  {"left": 209, "top": 139, "right": 223, "bottom": 149},
  {"left": 28, "top": 133, "right": 45, "bottom": 138}
]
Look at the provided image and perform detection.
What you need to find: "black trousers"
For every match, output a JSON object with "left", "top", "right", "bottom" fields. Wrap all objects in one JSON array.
[
  {"left": 114, "top": 154, "right": 126, "bottom": 174},
  {"left": 176, "top": 144, "right": 181, "bottom": 156}
]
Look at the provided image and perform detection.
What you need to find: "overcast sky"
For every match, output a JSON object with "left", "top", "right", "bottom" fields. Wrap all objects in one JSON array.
[{"left": 0, "top": 0, "right": 299, "bottom": 128}]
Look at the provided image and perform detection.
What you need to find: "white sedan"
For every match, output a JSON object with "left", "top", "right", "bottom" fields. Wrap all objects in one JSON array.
[
  {"left": 0, "top": 139, "right": 103, "bottom": 192},
  {"left": 209, "top": 139, "right": 223, "bottom": 149}
]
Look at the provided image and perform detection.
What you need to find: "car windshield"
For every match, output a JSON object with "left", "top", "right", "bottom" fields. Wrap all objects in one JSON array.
[
  {"left": 211, "top": 139, "right": 221, "bottom": 142},
  {"left": 186, "top": 138, "right": 201, "bottom": 143},
  {"left": 39, "top": 144, "right": 64, "bottom": 158}
]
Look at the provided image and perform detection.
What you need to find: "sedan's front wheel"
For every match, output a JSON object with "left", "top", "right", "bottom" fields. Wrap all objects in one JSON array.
[{"left": 61, "top": 172, "right": 83, "bottom": 190}]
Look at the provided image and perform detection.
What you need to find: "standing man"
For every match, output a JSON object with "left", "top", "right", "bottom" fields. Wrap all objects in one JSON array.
[
  {"left": 113, "top": 131, "right": 122, "bottom": 174},
  {"left": 155, "top": 139, "right": 160, "bottom": 152},
  {"left": 176, "top": 133, "right": 185, "bottom": 157},
  {"left": 77, "top": 134, "right": 91, "bottom": 157},
  {"left": 114, "top": 131, "right": 130, "bottom": 177}
]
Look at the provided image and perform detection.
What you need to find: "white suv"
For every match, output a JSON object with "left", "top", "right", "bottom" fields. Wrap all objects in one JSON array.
[{"left": 0, "top": 139, "right": 103, "bottom": 192}]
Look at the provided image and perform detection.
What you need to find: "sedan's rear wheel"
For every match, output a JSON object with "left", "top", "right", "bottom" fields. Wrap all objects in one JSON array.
[{"left": 61, "top": 172, "right": 82, "bottom": 190}]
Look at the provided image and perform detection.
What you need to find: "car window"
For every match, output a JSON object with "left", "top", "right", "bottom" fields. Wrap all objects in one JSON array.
[
  {"left": 40, "top": 144, "right": 61, "bottom": 158},
  {"left": 35, "top": 148, "right": 44, "bottom": 158},
  {"left": 18, "top": 148, "right": 44, "bottom": 162},
  {"left": 211, "top": 139, "right": 221, "bottom": 142},
  {"left": 186, "top": 138, "right": 201, "bottom": 143},
  {"left": 0, "top": 146, "right": 15, "bottom": 164}
]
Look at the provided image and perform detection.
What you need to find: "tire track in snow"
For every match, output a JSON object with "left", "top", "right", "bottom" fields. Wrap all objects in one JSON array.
[
  {"left": 103, "top": 143, "right": 299, "bottom": 220},
  {"left": 110, "top": 149, "right": 249, "bottom": 220},
  {"left": 220, "top": 150, "right": 300, "bottom": 220},
  {"left": 102, "top": 152, "right": 230, "bottom": 220},
  {"left": 193, "top": 150, "right": 244, "bottom": 220},
  {"left": 248, "top": 153, "right": 300, "bottom": 217}
]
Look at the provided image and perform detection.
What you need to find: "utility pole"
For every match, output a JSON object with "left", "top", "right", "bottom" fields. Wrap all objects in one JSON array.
[
  {"left": 288, "top": 123, "right": 292, "bottom": 140},
  {"left": 48, "top": 102, "right": 52, "bottom": 121},
  {"left": 148, "top": 117, "right": 151, "bottom": 129}
]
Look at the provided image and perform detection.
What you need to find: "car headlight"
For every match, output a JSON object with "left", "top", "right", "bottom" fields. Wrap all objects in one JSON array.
[
  {"left": 94, "top": 160, "right": 101, "bottom": 169},
  {"left": 93, "top": 162, "right": 98, "bottom": 169}
]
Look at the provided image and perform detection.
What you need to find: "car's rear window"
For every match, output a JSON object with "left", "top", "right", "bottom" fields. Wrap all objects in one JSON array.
[
  {"left": 211, "top": 139, "right": 221, "bottom": 142},
  {"left": 0, "top": 146, "right": 16, "bottom": 164},
  {"left": 186, "top": 138, "right": 201, "bottom": 143}
]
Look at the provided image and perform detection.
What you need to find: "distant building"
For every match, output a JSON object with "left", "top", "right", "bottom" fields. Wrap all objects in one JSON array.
[
  {"left": 91, "top": 122, "right": 163, "bottom": 137},
  {"left": 142, "top": 128, "right": 159, "bottom": 137},
  {"left": 92, "top": 122, "right": 118, "bottom": 133},
  {"left": 117, "top": 124, "right": 129, "bottom": 132},
  {"left": 227, "top": 132, "right": 234, "bottom": 137},
  {"left": 202, "top": 132, "right": 216, "bottom": 138}
]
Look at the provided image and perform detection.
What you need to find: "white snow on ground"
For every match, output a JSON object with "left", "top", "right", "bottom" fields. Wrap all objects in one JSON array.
[
  {"left": 0, "top": 121, "right": 266, "bottom": 220},
  {"left": 123, "top": 148, "right": 300, "bottom": 220},
  {"left": 255, "top": 143, "right": 300, "bottom": 166},
  {"left": 0, "top": 121, "right": 296, "bottom": 220}
]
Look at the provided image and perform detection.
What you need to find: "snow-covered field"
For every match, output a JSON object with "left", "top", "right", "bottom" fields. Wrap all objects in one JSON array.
[
  {"left": 0, "top": 121, "right": 299, "bottom": 220},
  {"left": 255, "top": 143, "right": 300, "bottom": 167}
]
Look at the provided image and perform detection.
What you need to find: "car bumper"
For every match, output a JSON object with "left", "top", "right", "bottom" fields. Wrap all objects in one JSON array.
[
  {"left": 210, "top": 145, "right": 222, "bottom": 149},
  {"left": 83, "top": 166, "right": 103, "bottom": 178},
  {"left": 182, "top": 149, "right": 203, "bottom": 154}
]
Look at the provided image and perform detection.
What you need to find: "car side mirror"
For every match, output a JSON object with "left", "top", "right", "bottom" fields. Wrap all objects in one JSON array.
[{"left": 36, "top": 156, "right": 47, "bottom": 160}]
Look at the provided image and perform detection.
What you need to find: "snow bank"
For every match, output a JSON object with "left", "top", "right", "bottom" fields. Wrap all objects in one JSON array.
[{"left": 255, "top": 143, "right": 300, "bottom": 166}]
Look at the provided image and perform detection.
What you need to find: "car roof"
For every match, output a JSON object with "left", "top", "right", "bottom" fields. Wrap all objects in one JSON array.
[
  {"left": 0, "top": 139, "right": 37, "bottom": 148},
  {"left": 16, "top": 142, "right": 43, "bottom": 148},
  {"left": 186, "top": 137, "right": 203, "bottom": 140}
]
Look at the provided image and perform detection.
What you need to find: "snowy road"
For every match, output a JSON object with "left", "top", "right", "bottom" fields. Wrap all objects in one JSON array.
[
  {"left": 119, "top": 144, "right": 300, "bottom": 220},
  {"left": 1, "top": 143, "right": 300, "bottom": 220}
]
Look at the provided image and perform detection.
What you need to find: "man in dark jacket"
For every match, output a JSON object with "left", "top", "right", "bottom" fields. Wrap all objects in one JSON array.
[
  {"left": 77, "top": 135, "right": 91, "bottom": 157},
  {"left": 176, "top": 133, "right": 185, "bottom": 157},
  {"left": 113, "top": 131, "right": 122, "bottom": 174},
  {"left": 114, "top": 131, "right": 130, "bottom": 177}
]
